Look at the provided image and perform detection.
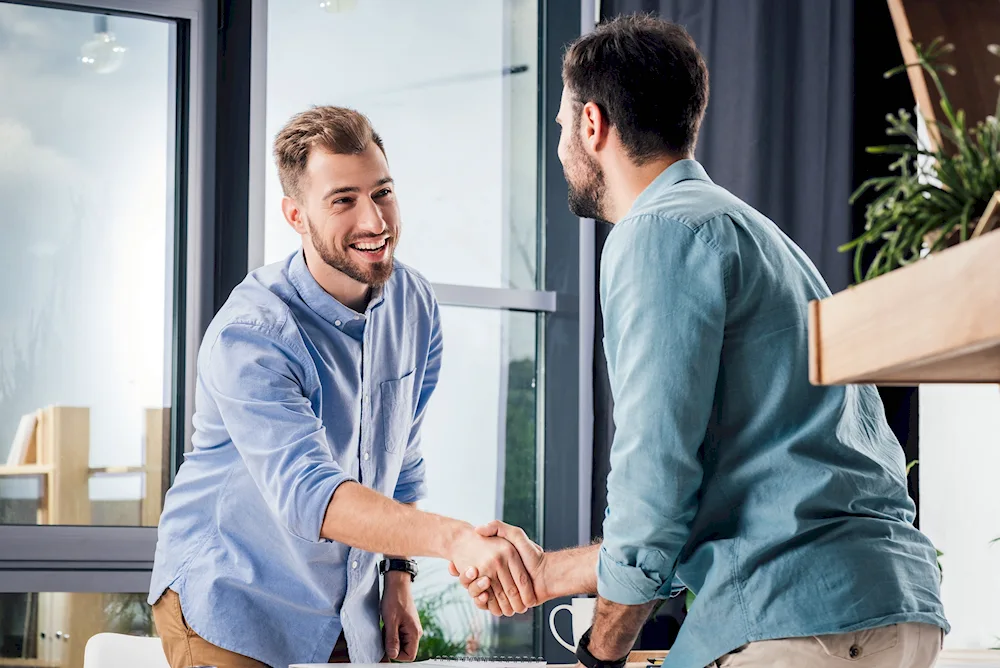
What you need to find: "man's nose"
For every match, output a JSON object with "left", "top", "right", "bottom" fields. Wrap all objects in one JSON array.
[{"left": 356, "top": 198, "right": 386, "bottom": 235}]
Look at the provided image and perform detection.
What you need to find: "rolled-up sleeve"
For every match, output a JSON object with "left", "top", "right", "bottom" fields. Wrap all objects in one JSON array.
[
  {"left": 393, "top": 300, "right": 443, "bottom": 504},
  {"left": 597, "top": 215, "right": 726, "bottom": 605},
  {"left": 205, "top": 323, "right": 355, "bottom": 542}
]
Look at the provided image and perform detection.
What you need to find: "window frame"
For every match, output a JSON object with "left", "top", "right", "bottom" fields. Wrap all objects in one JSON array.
[
  {"left": 0, "top": 0, "right": 217, "bottom": 587},
  {"left": 0, "top": 2, "right": 594, "bottom": 663}
]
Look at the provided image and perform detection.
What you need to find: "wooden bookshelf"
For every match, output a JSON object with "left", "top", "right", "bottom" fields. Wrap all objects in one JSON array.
[
  {"left": 0, "top": 406, "right": 170, "bottom": 667},
  {"left": 0, "top": 464, "right": 52, "bottom": 477}
]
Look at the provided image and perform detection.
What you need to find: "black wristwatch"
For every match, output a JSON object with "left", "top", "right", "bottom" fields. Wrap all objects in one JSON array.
[
  {"left": 379, "top": 558, "right": 418, "bottom": 582},
  {"left": 575, "top": 628, "right": 629, "bottom": 668}
]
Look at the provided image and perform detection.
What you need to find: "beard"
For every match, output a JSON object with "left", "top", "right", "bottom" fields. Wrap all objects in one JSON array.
[
  {"left": 306, "top": 215, "right": 395, "bottom": 289},
  {"left": 564, "top": 131, "right": 608, "bottom": 221}
]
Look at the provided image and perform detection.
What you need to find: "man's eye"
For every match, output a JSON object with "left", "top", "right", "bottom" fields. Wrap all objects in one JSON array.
[
  {"left": 333, "top": 197, "right": 353, "bottom": 205},
  {"left": 374, "top": 188, "right": 392, "bottom": 198}
]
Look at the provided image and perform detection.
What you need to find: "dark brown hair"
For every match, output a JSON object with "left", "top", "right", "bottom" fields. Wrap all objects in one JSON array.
[{"left": 562, "top": 14, "right": 709, "bottom": 162}]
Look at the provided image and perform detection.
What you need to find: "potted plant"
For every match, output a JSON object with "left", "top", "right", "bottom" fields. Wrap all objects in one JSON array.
[
  {"left": 842, "top": 38, "right": 1000, "bottom": 283},
  {"left": 414, "top": 588, "right": 472, "bottom": 661}
]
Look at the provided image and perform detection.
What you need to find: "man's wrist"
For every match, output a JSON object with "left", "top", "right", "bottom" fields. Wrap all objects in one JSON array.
[
  {"left": 540, "top": 544, "right": 599, "bottom": 602},
  {"left": 534, "top": 552, "right": 554, "bottom": 603},
  {"left": 438, "top": 520, "right": 475, "bottom": 560},
  {"left": 586, "top": 597, "right": 656, "bottom": 663},
  {"left": 384, "top": 569, "right": 413, "bottom": 587},
  {"left": 586, "top": 632, "right": 631, "bottom": 663}
]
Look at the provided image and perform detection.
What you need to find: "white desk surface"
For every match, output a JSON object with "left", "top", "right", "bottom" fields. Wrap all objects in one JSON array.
[{"left": 290, "top": 649, "right": 1000, "bottom": 667}]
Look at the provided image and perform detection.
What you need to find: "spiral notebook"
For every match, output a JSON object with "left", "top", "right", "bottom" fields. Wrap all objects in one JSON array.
[
  {"left": 291, "top": 658, "right": 547, "bottom": 668},
  {"left": 420, "top": 658, "right": 547, "bottom": 668}
]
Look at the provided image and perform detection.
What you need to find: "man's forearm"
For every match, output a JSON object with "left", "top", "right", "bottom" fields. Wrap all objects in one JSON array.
[
  {"left": 538, "top": 543, "right": 600, "bottom": 602},
  {"left": 384, "top": 502, "right": 417, "bottom": 561},
  {"left": 588, "top": 598, "right": 656, "bottom": 661},
  {"left": 321, "top": 481, "right": 468, "bottom": 558},
  {"left": 540, "top": 543, "right": 654, "bottom": 660}
]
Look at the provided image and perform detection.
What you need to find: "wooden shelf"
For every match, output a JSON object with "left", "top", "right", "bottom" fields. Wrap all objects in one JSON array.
[
  {"left": 808, "top": 229, "right": 1000, "bottom": 385},
  {"left": 0, "top": 464, "right": 52, "bottom": 477},
  {"left": 87, "top": 465, "right": 145, "bottom": 476}
]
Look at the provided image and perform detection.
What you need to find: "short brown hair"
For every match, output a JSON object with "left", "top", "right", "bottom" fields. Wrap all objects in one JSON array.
[
  {"left": 273, "top": 106, "right": 386, "bottom": 199},
  {"left": 563, "top": 14, "right": 709, "bottom": 162}
]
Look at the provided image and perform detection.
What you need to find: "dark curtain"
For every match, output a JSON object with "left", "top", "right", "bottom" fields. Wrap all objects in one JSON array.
[
  {"left": 592, "top": 0, "right": 855, "bottom": 541},
  {"left": 591, "top": 0, "right": 856, "bottom": 649}
]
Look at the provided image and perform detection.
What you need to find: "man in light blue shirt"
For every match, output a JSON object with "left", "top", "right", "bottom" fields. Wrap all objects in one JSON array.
[
  {"left": 149, "top": 106, "right": 536, "bottom": 668},
  {"left": 457, "top": 15, "right": 947, "bottom": 668}
]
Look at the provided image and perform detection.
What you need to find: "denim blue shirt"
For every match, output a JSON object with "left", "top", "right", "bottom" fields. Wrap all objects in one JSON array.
[
  {"left": 596, "top": 160, "right": 947, "bottom": 667},
  {"left": 149, "top": 250, "right": 441, "bottom": 667}
]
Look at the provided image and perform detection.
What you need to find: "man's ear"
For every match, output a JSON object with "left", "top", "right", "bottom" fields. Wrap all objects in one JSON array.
[
  {"left": 282, "top": 195, "right": 307, "bottom": 234},
  {"left": 581, "top": 101, "right": 610, "bottom": 152}
]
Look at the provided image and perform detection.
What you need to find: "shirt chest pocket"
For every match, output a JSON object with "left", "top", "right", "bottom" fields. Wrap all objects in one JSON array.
[{"left": 380, "top": 369, "right": 416, "bottom": 453}]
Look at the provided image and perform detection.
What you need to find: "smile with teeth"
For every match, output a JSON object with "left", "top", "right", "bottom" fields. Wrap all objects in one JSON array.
[{"left": 350, "top": 238, "right": 388, "bottom": 253}]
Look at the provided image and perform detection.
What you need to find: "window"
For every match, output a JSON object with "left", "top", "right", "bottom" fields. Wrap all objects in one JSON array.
[
  {"left": 263, "top": 0, "right": 539, "bottom": 291},
  {"left": 0, "top": 3, "right": 176, "bottom": 529},
  {"left": 262, "top": 0, "right": 559, "bottom": 656},
  {"left": 414, "top": 307, "right": 538, "bottom": 655},
  {"left": 0, "top": 1, "right": 213, "bottom": 664},
  {"left": 0, "top": 0, "right": 586, "bottom": 663}
]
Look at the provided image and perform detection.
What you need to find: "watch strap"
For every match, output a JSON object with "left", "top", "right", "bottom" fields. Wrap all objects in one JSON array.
[
  {"left": 379, "top": 558, "right": 418, "bottom": 581},
  {"left": 575, "top": 628, "right": 629, "bottom": 668}
]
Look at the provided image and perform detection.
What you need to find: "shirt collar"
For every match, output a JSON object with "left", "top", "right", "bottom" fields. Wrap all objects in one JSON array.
[
  {"left": 628, "top": 159, "right": 713, "bottom": 214},
  {"left": 287, "top": 249, "right": 386, "bottom": 331}
]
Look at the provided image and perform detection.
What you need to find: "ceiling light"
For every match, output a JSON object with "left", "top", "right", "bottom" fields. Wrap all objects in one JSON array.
[
  {"left": 319, "top": 0, "right": 358, "bottom": 13},
  {"left": 80, "top": 14, "right": 126, "bottom": 74}
]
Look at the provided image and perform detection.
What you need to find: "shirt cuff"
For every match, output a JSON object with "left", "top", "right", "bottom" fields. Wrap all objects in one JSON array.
[
  {"left": 393, "top": 456, "right": 427, "bottom": 504},
  {"left": 392, "top": 479, "right": 427, "bottom": 505},
  {"left": 300, "top": 470, "right": 356, "bottom": 543},
  {"left": 596, "top": 545, "right": 667, "bottom": 605}
]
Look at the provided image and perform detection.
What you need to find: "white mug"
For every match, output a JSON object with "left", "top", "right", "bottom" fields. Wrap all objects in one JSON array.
[{"left": 548, "top": 597, "right": 597, "bottom": 652}]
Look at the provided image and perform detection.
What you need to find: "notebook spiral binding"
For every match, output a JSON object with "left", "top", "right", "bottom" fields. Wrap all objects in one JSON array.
[{"left": 428, "top": 657, "right": 546, "bottom": 663}]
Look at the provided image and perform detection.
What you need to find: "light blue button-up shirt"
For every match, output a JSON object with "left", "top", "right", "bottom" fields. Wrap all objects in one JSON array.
[
  {"left": 596, "top": 160, "right": 947, "bottom": 667},
  {"left": 149, "top": 250, "right": 441, "bottom": 667}
]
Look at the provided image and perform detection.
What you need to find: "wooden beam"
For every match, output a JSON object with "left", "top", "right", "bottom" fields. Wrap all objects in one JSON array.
[
  {"left": 971, "top": 190, "right": 1000, "bottom": 239},
  {"left": 142, "top": 407, "right": 170, "bottom": 527},
  {"left": 887, "top": 0, "right": 942, "bottom": 151},
  {"left": 43, "top": 407, "right": 91, "bottom": 526},
  {"left": 887, "top": 0, "right": 1000, "bottom": 154}
]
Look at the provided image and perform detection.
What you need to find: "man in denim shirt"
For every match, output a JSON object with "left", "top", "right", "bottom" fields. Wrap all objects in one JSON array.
[
  {"left": 149, "top": 107, "right": 536, "bottom": 668},
  {"left": 458, "top": 15, "right": 948, "bottom": 668}
]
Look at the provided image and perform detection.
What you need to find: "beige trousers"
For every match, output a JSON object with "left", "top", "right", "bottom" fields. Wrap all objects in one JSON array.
[
  {"left": 709, "top": 623, "right": 942, "bottom": 668},
  {"left": 152, "top": 588, "right": 352, "bottom": 668}
]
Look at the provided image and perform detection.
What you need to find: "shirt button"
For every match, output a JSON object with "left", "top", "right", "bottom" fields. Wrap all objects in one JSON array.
[
  {"left": 849, "top": 645, "right": 861, "bottom": 659},
  {"left": 363, "top": 452, "right": 370, "bottom": 461},
  {"left": 351, "top": 561, "right": 359, "bottom": 569},
  {"left": 354, "top": 315, "right": 361, "bottom": 320},
  {"left": 335, "top": 319, "right": 342, "bottom": 327}
]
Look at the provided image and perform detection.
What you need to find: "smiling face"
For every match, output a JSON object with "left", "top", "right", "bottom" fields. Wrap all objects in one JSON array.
[
  {"left": 274, "top": 107, "right": 399, "bottom": 295},
  {"left": 292, "top": 143, "right": 399, "bottom": 289}
]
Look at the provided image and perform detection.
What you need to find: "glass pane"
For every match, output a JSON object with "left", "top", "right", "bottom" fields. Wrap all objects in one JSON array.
[
  {"left": 0, "top": 592, "right": 154, "bottom": 667},
  {"left": 0, "top": 3, "right": 176, "bottom": 526},
  {"left": 264, "top": 0, "right": 540, "bottom": 290},
  {"left": 413, "top": 307, "right": 539, "bottom": 657}
]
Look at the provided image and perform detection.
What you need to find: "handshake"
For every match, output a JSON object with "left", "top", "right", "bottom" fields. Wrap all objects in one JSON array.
[{"left": 445, "top": 520, "right": 549, "bottom": 617}]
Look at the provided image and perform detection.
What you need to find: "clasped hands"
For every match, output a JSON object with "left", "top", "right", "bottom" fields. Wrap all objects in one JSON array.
[{"left": 447, "top": 520, "right": 545, "bottom": 617}]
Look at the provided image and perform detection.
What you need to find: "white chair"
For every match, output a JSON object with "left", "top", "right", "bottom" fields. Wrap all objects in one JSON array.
[{"left": 83, "top": 633, "right": 170, "bottom": 668}]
